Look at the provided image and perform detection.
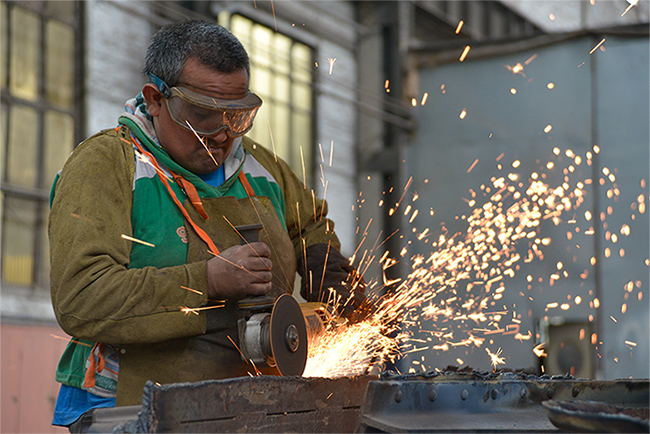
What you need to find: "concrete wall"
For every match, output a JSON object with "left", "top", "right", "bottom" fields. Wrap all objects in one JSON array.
[
  {"left": 1, "top": 323, "right": 70, "bottom": 433},
  {"left": 84, "top": 0, "right": 152, "bottom": 136},
  {"left": 501, "top": 0, "right": 650, "bottom": 32}
]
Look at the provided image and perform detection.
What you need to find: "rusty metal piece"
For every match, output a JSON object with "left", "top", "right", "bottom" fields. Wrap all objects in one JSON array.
[{"left": 106, "top": 375, "right": 373, "bottom": 433}]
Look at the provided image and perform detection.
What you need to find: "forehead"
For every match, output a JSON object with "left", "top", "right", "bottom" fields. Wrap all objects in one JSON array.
[{"left": 178, "top": 57, "right": 249, "bottom": 99}]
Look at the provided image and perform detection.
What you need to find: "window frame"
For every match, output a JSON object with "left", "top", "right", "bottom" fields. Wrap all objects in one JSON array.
[
  {"left": 0, "top": 0, "right": 84, "bottom": 291},
  {"left": 219, "top": 12, "right": 318, "bottom": 188}
]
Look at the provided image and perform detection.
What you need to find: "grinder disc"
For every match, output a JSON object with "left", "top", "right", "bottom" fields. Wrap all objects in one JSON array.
[{"left": 270, "top": 294, "right": 308, "bottom": 376}]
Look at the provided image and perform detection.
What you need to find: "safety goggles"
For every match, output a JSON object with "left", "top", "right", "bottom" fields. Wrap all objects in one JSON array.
[{"left": 149, "top": 73, "right": 262, "bottom": 137}]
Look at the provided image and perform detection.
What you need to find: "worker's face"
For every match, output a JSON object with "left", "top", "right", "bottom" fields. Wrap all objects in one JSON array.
[{"left": 143, "top": 57, "right": 251, "bottom": 175}]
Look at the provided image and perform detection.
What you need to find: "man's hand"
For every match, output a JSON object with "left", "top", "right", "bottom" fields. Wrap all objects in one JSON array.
[
  {"left": 206, "top": 242, "right": 273, "bottom": 299},
  {"left": 299, "top": 243, "right": 372, "bottom": 322}
]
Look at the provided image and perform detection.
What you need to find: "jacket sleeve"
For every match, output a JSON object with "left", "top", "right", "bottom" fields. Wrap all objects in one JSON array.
[{"left": 49, "top": 130, "right": 208, "bottom": 345}]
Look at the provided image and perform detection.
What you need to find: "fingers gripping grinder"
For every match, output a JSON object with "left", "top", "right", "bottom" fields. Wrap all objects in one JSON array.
[{"left": 235, "top": 224, "right": 309, "bottom": 376}]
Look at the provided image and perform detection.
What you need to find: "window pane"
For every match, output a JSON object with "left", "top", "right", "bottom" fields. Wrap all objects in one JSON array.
[
  {"left": 272, "top": 103, "right": 290, "bottom": 159},
  {"left": 248, "top": 99, "right": 270, "bottom": 145},
  {"left": 7, "top": 105, "right": 38, "bottom": 187},
  {"left": 251, "top": 66, "right": 271, "bottom": 99},
  {"left": 2, "top": 196, "right": 36, "bottom": 286},
  {"left": 1, "top": 102, "right": 6, "bottom": 181},
  {"left": 227, "top": 15, "right": 313, "bottom": 187},
  {"left": 251, "top": 24, "right": 272, "bottom": 69},
  {"left": 293, "top": 83, "right": 312, "bottom": 111},
  {"left": 231, "top": 14, "right": 252, "bottom": 50},
  {"left": 275, "top": 75, "right": 290, "bottom": 104},
  {"left": 273, "top": 33, "right": 291, "bottom": 75},
  {"left": 1, "top": 1, "right": 7, "bottom": 90},
  {"left": 44, "top": 110, "right": 73, "bottom": 189},
  {"left": 46, "top": 19, "right": 75, "bottom": 109},
  {"left": 10, "top": 6, "right": 40, "bottom": 101},
  {"left": 292, "top": 111, "right": 312, "bottom": 183},
  {"left": 292, "top": 43, "right": 312, "bottom": 83}
]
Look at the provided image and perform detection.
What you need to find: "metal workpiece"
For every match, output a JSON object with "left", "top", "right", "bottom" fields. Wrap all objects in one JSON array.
[
  {"left": 355, "top": 372, "right": 649, "bottom": 433},
  {"left": 83, "top": 371, "right": 648, "bottom": 433},
  {"left": 107, "top": 375, "right": 374, "bottom": 433}
]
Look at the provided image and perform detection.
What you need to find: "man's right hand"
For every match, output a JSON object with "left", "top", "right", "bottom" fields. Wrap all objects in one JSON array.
[{"left": 206, "top": 242, "right": 273, "bottom": 299}]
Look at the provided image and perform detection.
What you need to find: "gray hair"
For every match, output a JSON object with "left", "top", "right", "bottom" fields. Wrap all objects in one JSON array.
[{"left": 143, "top": 20, "right": 250, "bottom": 86}]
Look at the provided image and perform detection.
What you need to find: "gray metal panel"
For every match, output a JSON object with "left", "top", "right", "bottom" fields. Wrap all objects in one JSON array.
[
  {"left": 406, "top": 34, "right": 648, "bottom": 379},
  {"left": 355, "top": 375, "right": 649, "bottom": 433},
  {"left": 594, "top": 35, "right": 650, "bottom": 379}
]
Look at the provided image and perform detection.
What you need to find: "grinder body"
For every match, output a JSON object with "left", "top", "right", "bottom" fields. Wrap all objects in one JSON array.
[{"left": 235, "top": 224, "right": 319, "bottom": 376}]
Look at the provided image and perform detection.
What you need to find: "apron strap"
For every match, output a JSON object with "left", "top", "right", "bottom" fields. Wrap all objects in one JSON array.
[
  {"left": 130, "top": 136, "right": 220, "bottom": 255},
  {"left": 238, "top": 170, "right": 256, "bottom": 197},
  {"left": 172, "top": 173, "right": 209, "bottom": 219}
]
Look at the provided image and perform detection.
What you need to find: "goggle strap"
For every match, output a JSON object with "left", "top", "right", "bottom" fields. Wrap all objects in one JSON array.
[{"left": 147, "top": 73, "right": 172, "bottom": 99}]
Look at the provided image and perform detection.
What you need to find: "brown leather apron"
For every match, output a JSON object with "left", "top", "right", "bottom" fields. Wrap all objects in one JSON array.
[{"left": 116, "top": 168, "right": 296, "bottom": 405}]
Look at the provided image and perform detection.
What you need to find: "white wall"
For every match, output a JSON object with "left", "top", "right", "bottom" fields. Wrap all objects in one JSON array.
[
  {"left": 501, "top": 0, "right": 649, "bottom": 33},
  {"left": 84, "top": 0, "right": 152, "bottom": 136}
]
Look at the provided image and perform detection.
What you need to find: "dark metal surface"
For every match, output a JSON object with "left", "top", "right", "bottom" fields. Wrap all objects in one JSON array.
[
  {"left": 355, "top": 371, "right": 649, "bottom": 433},
  {"left": 542, "top": 400, "right": 650, "bottom": 433},
  {"left": 83, "top": 371, "right": 649, "bottom": 433},
  {"left": 107, "top": 375, "right": 374, "bottom": 433}
]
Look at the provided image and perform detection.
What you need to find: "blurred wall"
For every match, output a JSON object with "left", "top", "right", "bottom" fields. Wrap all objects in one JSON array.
[{"left": 403, "top": 30, "right": 649, "bottom": 378}]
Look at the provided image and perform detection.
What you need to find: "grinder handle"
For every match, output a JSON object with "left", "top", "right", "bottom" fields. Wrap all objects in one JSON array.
[
  {"left": 235, "top": 223, "right": 264, "bottom": 245},
  {"left": 235, "top": 224, "right": 275, "bottom": 309}
]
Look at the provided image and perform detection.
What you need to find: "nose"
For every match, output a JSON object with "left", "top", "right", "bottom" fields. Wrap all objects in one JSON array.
[{"left": 207, "top": 128, "right": 229, "bottom": 144}]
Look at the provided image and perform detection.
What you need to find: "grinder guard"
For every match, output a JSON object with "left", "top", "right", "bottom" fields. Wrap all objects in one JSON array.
[{"left": 237, "top": 294, "right": 309, "bottom": 376}]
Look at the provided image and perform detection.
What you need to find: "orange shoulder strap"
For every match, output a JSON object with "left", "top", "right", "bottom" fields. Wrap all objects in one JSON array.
[
  {"left": 238, "top": 170, "right": 256, "bottom": 197},
  {"left": 172, "top": 173, "right": 209, "bottom": 219}
]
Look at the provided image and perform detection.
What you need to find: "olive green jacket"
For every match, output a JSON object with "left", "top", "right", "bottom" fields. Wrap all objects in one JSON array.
[{"left": 50, "top": 123, "right": 339, "bottom": 405}]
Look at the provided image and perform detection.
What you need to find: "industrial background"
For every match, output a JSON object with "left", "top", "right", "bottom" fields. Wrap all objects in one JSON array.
[{"left": 1, "top": 1, "right": 648, "bottom": 432}]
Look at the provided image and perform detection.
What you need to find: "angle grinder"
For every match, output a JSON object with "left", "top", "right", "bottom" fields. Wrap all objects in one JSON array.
[{"left": 235, "top": 224, "right": 314, "bottom": 376}]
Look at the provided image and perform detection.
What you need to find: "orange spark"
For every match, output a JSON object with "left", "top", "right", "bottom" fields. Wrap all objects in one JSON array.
[
  {"left": 121, "top": 234, "right": 155, "bottom": 248},
  {"left": 533, "top": 343, "right": 547, "bottom": 357},
  {"left": 485, "top": 347, "right": 505, "bottom": 371},
  {"left": 180, "top": 304, "right": 225, "bottom": 316},
  {"left": 185, "top": 121, "right": 220, "bottom": 169},
  {"left": 50, "top": 335, "right": 92, "bottom": 347},
  {"left": 589, "top": 39, "right": 606, "bottom": 54},
  {"left": 467, "top": 159, "right": 479, "bottom": 173},
  {"left": 70, "top": 213, "right": 92, "bottom": 222},
  {"left": 459, "top": 46, "right": 471, "bottom": 62},
  {"left": 181, "top": 285, "right": 203, "bottom": 295}
]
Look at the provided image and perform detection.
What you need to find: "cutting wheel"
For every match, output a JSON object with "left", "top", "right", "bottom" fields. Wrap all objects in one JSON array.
[{"left": 270, "top": 294, "right": 308, "bottom": 376}]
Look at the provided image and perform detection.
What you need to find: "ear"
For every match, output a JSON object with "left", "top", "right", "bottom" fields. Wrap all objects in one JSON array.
[{"left": 142, "top": 83, "right": 164, "bottom": 116}]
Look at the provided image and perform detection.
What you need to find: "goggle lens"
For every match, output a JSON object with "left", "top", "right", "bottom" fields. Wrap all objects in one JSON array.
[{"left": 166, "top": 95, "right": 259, "bottom": 137}]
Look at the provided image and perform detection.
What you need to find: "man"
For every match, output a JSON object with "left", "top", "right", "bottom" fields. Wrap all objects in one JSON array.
[{"left": 50, "top": 20, "right": 367, "bottom": 430}]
